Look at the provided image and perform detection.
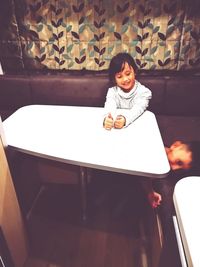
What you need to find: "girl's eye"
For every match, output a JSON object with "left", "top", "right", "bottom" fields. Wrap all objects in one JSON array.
[
  {"left": 176, "top": 160, "right": 183, "bottom": 166},
  {"left": 116, "top": 73, "right": 122, "bottom": 79}
]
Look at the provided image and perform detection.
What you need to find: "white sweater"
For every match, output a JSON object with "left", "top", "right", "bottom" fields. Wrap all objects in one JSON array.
[{"left": 104, "top": 80, "right": 152, "bottom": 127}]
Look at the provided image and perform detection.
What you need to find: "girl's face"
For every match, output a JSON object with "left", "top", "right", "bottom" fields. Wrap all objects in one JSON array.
[
  {"left": 115, "top": 62, "right": 135, "bottom": 92},
  {"left": 166, "top": 141, "right": 192, "bottom": 171}
]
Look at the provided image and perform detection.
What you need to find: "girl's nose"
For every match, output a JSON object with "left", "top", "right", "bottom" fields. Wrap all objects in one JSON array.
[{"left": 123, "top": 76, "right": 129, "bottom": 82}]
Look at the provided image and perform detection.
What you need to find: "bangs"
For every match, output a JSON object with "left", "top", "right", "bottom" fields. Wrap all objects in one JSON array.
[{"left": 115, "top": 60, "right": 126, "bottom": 74}]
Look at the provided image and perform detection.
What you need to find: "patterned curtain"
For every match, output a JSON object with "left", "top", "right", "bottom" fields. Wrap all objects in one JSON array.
[{"left": 0, "top": 0, "right": 200, "bottom": 72}]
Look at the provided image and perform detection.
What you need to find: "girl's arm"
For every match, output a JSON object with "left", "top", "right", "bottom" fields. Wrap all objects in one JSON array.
[{"left": 120, "top": 83, "right": 152, "bottom": 127}]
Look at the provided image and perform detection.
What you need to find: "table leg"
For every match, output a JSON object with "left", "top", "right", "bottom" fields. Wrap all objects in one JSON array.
[{"left": 79, "top": 166, "right": 88, "bottom": 221}]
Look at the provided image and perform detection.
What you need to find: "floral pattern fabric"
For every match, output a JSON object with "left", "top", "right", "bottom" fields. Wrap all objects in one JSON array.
[{"left": 0, "top": 0, "right": 200, "bottom": 72}]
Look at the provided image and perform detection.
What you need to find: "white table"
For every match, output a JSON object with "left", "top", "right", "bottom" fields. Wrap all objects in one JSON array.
[
  {"left": 173, "top": 176, "right": 200, "bottom": 267},
  {"left": 3, "top": 105, "right": 170, "bottom": 219}
]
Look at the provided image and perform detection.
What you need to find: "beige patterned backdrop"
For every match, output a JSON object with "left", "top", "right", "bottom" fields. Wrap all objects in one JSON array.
[{"left": 0, "top": 0, "right": 200, "bottom": 72}]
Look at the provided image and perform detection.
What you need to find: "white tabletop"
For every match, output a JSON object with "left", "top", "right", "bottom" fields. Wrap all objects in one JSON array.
[
  {"left": 173, "top": 176, "right": 200, "bottom": 267},
  {"left": 3, "top": 105, "right": 170, "bottom": 178}
]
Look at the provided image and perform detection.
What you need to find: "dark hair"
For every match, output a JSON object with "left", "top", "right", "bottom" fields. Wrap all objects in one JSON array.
[
  {"left": 108, "top": 53, "right": 138, "bottom": 85},
  {"left": 186, "top": 141, "right": 200, "bottom": 172}
]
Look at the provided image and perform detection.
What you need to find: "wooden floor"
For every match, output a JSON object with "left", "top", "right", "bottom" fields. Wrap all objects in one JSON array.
[{"left": 23, "top": 172, "right": 152, "bottom": 267}]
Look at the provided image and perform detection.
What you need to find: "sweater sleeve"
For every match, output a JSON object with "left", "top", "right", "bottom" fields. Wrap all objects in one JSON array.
[
  {"left": 104, "top": 87, "right": 118, "bottom": 119},
  {"left": 119, "top": 83, "right": 152, "bottom": 127}
]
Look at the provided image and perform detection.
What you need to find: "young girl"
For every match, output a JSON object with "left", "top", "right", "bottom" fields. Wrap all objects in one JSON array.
[
  {"left": 147, "top": 140, "right": 200, "bottom": 250},
  {"left": 148, "top": 140, "right": 200, "bottom": 209},
  {"left": 103, "top": 52, "right": 152, "bottom": 130}
]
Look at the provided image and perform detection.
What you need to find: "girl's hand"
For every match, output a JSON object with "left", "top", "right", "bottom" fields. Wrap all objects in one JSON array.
[
  {"left": 148, "top": 191, "right": 162, "bottom": 208},
  {"left": 104, "top": 113, "right": 114, "bottom": 130},
  {"left": 114, "top": 115, "right": 126, "bottom": 129}
]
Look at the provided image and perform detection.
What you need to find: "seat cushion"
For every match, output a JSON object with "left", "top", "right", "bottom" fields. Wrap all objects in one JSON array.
[
  {"left": 156, "top": 115, "right": 200, "bottom": 146},
  {"left": 165, "top": 77, "right": 200, "bottom": 116},
  {"left": 30, "top": 75, "right": 109, "bottom": 107}
]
